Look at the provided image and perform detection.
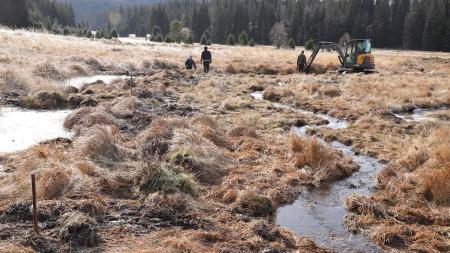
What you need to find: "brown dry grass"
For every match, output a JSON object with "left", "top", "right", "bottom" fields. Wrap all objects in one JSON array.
[
  {"left": 290, "top": 135, "right": 357, "bottom": 184},
  {"left": 64, "top": 106, "right": 117, "bottom": 130},
  {"left": 346, "top": 127, "right": 450, "bottom": 252},
  {"left": 0, "top": 27, "right": 449, "bottom": 252}
]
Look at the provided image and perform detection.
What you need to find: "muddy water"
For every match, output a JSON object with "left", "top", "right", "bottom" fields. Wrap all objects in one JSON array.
[
  {"left": 250, "top": 91, "right": 384, "bottom": 252},
  {"left": 64, "top": 75, "right": 128, "bottom": 88},
  {"left": 277, "top": 138, "right": 384, "bottom": 252},
  {"left": 0, "top": 107, "right": 71, "bottom": 153},
  {"left": 393, "top": 107, "right": 448, "bottom": 122}
]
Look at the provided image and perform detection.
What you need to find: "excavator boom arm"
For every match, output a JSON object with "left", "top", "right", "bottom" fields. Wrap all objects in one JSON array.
[{"left": 305, "top": 42, "right": 345, "bottom": 73}]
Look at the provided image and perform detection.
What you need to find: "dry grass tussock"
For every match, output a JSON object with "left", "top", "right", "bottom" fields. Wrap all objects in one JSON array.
[
  {"left": 133, "top": 162, "right": 199, "bottom": 198},
  {"left": 0, "top": 242, "right": 34, "bottom": 253},
  {"left": 419, "top": 128, "right": 450, "bottom": 204},
  {"left": 64, "top": 106, "right": 117, "bottom": 130},
  {"left": 263, "top": 87, "right": 294, "bottom": 102},
  {"left": 20, "top": 91, "right": 68, "bottom": 109},
  {"left": 33, "top": 62, "right": 66, "bottom": 80},
  {"left": 0, "top": 142, "right": 90, "bottom": 201},
  {"left": 346, "top": 127, "right": 450, "bottom": 252},
  {"left": 110, "top": 96, "right": 141, "bottom": 118},
  {"left": 290, "top": 135, "right": 357, "bottom": 184},
  {"left": 136, "top": 116, "right": 231, "bottom": 189},
  {"left": 0, "top": 69, "right": 30, "bottom": 92},
  {"left": 74, "top": 125, "right": 125, "bottom": 163}
]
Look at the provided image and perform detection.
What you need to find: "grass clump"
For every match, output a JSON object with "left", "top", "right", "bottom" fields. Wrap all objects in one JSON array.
[
  {"left": 235, "top": 192, "right": 274, "bottom": 217},
  {"left": 133, "top": 162, "right": 199, "bottom": 198},
  {"left": 321, "top": 86, "right": 341, "bottom": 97},
  {"left": 33, "top": 62, "right": 66, "bottom": 80},
  {"left": 153, "top": 59, "right": 179, "bottom": 70},
  {"left": 422, "top": 162, "right": 450, "bottom": 204},
  {"left": 262, "top": 87, "right": 293, "bottom": 102},
  {"left": 58, "top": 211, "right": 100, "bottom": 248},
  {"left": 290, "top": 135, "right": 357, "bottom": 184},
  {"left": 143, "top": 192, "right": 191, "bottom": 221},
  {"left": 64, "top": 107, "right": 117, "bottom": 130},
  {"left": 21, "top": 91, "right": 68, "bottom": 109},
  {"left": 420, "top": 128, "right": 450, "bottom": 204},
  {"left": 75, "top": 125, "right": 122, "bottom": 163},
  {"left": 36, "top": 166, "right": 71, "bottom": 199},
  {"left": 0, "top": 70, "right": 29, "bottom": 92},
  {"left": 111, "top": 97, "right": 141, "bottom": 119},
  {"left": 169, "top": 147, "right": 226, "bottom": 185}
]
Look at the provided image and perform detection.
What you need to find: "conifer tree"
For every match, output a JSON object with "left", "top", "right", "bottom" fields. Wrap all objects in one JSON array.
[
  {"left": 239, "top": 31, "right": 249, "bottom": 46},
  {"left": 227, "top": 34, "right": 236, "bottom": 46}
]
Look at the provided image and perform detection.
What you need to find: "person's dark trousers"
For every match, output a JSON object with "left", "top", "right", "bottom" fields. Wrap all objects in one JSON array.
[
  {"left": 299, "top": 64, "right": 305, "bottom": 72},
  {"left": 203, "top": 62, "right": 210, "bottom": 73}
]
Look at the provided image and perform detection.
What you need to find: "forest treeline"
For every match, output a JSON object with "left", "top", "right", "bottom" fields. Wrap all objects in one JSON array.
[
  {"left": 112, "top": 0, "right": 449, "bottom": 51},
  {"left": 0, "top": 0, "right": 76, "bottom": 29},
  {"left": 0, "top": 0, "right": 448, "bottom": 51},
  {"left": 0, "top": 0, "right": 113, "bottom": 38}
]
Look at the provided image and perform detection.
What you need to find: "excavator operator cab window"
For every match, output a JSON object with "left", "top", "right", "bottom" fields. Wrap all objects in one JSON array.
[{"left": 356, "top": 40, "right": 371, "bottom": 54}]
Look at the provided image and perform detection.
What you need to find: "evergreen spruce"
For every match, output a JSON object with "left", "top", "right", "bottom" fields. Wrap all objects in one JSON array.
[
  {"left": 200, "top": 32, "right": 208, "bottom": 45},
  {"left": 239, "top": 31, "right": 249, "bottom": 46},
  {"left": 227, "top": 34, "right": 236, "bottom": 46},
  {"left": 249, "top": 38, "right": 256, "bottom": 47},
  {"left": 305, "top": 39, "right": 315, "bottom": 50},
  {"left": 155, "top": 33, "right": 163, "bottom": 42},
  {"left": 288, "top": 38, "right": 296, "bottom": 49}
]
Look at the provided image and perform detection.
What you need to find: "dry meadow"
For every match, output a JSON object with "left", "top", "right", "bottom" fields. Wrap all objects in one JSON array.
[{"left": 0, "top": 27, "right": 449, "bottom": 252}]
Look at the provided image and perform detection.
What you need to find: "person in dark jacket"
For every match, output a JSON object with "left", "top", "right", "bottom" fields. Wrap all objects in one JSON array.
[
  {"left": 200, "top": 47, "right": 212, "bottom": 73},
  {"left": 185, "top": 56, "right": 196, "bottom": 70},
  {"left": 297, "top": 50, "right": 307, "bottom": 72}
]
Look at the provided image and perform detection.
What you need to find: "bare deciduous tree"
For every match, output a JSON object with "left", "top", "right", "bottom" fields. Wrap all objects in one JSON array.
[{"left": 270, "top": 23, "right": 288, "bottom": 49}]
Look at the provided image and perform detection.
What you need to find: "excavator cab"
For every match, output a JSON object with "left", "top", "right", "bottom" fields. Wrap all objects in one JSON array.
[{"left": 344, "top": 39, "right": 374, "bottom": 70}]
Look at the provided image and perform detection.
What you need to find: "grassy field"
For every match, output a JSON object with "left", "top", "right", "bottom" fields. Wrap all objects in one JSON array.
[{"left": 0, "top": 27, "right": 449, "bottom": 252}]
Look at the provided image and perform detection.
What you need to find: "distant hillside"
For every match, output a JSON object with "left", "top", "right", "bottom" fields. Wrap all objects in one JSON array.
[{"left": 57, "top": 0, "right": 165, "bottom": 26}]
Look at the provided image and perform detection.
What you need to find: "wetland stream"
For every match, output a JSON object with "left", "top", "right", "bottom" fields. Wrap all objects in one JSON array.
[{"left": 251, "top": 91, "right": 384, "bottom": 252}]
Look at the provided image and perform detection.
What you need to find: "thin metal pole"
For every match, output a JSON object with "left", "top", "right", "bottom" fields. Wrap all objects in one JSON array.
[{"left": 31, "top": 174, "right": 38, "bottom": 232}]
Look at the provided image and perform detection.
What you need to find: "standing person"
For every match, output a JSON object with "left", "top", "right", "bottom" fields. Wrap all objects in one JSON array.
[
  {"left": 185, "top": 56, "right": 196, "bottom": 70},
  {"left": 297, "top": 50, "right": 307, "bottom": 73},
  {"left": 200, "top": 47, "right": 212, "bottom": 73}
]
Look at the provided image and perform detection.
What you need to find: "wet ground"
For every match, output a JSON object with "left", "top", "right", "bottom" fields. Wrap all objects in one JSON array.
[
  {"left": 276, "top": 139, "right": 384, "bottom": 253},
  {"left": 393, "top": 106, "right": 448, "bottom": 122},
  {"left": 0, "top": 75, "right": 132, "bottom": 154},
  {"left": 251, "top": 91, "right": 384, "bottom": 252},
  {"left": 0, "top": 107, "right": 71, "bottom": 153}
]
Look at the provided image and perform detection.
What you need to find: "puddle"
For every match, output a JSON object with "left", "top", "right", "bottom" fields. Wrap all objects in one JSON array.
[
  {"left": 0, "top": 107, "right": 71, "bottom": 153},
  {"left": 393, "top": 107, "right": 448, "bottom": 122},
  {"left": 0, "top": 74, "right": 128, "bottom": 152},
  {"left": 250, "top": 90, "right": 383, "bottom": 252},
  {"left": 250, "top": 91, "right": 264, "bottom": 100},
  {"left": 64, "top": 75, "right": 128, "bottom": 88}
]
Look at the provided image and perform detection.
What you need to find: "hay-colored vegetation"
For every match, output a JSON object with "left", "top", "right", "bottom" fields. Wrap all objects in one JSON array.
[{"left": 0, "top": 27, "right": 449, "bottom": 252}]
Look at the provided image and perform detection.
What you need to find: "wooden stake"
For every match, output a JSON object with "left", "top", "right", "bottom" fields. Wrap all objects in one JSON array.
[
  {"left": 31, "top": 174, "right": 39, "bottom": 232},
  {"left": 130, "top": 75, "right": 133, "bottom": 96}
]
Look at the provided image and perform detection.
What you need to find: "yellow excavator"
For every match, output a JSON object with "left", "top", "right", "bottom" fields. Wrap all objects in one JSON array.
[{"left": 305, "top": 39, "right": 375, "bottom": 73}]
